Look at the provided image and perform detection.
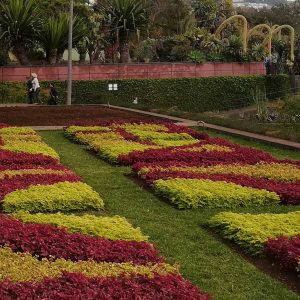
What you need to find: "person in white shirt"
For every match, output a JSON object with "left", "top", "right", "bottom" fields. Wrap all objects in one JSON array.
[{"left": 31, "top": 73, "right": 41, "bottom": 104}]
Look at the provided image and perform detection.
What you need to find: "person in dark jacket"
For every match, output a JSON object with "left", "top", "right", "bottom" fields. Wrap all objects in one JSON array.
[
  {"left": 26, "top": 76, "right": 34, "bottom": 104},
  {"left": 48, "top": 83, "right": 59, "bottom": 105}
]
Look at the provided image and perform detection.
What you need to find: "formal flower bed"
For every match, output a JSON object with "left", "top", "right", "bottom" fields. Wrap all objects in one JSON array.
[
  {"left": 0, "top": 126, "right": 104, "bottom": 213},
  {"left": 209, "top": 211, "right": 300, "bottom": 272},
  {"left": 65, "top": 121, "right": 300, "bottom": 208},
  {"left": 0, "top": 215, "right": 211, "bottom": 299},
  {"left": 0, "top": 124, "right": 210, "bottom": 298}
]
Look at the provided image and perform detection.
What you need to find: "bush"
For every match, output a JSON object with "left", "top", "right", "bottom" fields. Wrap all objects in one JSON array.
[
  {"left": 209, "top": 211, "right": 300, "bottom": 254},
  {"left": 3, "top": 182, "right": 104, "bottom": 213},
  {"left": 153, "top": 178, "right": 280, "bottom": 209},
  {"left": 0, "top": 75, "right": 290, "bottom": 112},
  {"left": 14, "top": 211, "right": 148, "bottom": 241}
]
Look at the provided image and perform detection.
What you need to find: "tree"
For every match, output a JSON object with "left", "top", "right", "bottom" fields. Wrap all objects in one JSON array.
[
  {"left": 38, "top": 13, "right": 88, "bottom": 64},
  {"left": 150, "top": 0, "right": 195, "bottom": 35},
  {"left": 96, "top": 0, "right": 150, "bottom": 63},
  {"left": 0, "top": 0, "right": 41, "bottom": 65},
  {"left": 191, "top": 0, "right": 217, "bottom": 29}
]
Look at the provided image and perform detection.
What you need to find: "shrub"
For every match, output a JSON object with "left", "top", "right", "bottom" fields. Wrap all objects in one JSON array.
[
  {"left": 14, "top": 212, "right": 148, "bottom": 241},
  {"left": 0, "top": 272, "right": 211, "bottom": 300},
  {"left": 2, "top": 182, "right": 104, "bottom": 213},
  {"left": 265, "top": 235, "right": 300, "bottom": 271},
  {"left": 0, "top": 75, "right": 290, "bottom": 112},
  {"left": 0, "top": 246, "right": 175, "bottom": 283},
  {"left": 209, "top": 211, "right": 300, "bottom": 254},
  {"left": 0, "top": 216, "right": 162, "bottom": 264},
  {"left": 153, "top": 178, "right": 280, "bottom": 209}
]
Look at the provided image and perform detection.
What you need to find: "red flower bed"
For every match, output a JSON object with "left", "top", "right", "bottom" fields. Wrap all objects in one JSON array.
[
  {"left": 265, "top": 235, "right": 300, "bottom": 270},
  {"left": 120, "top": 145, "right": 274, "bottom": 165},
  {"left": 0, "top": 150, "right": 60, "bottom": 168},
  {"left": 0, "top": 173, "right": 81, "bottom": 200},
  {"left": 0, "top": 272, "right": 212, "bottom": 300},
  {"left": 0, "top": 217, "right": 162, "bottom": 264}
]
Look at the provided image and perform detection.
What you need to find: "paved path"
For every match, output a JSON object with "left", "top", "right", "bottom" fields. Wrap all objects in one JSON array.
[{"left": 101, "top": 104, "right": 300, "bottom": 151}]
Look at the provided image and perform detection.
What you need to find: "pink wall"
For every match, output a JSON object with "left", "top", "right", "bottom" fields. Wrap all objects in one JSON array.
[{"left": 0, "top": 62, "right": 265, "bottom": 82}]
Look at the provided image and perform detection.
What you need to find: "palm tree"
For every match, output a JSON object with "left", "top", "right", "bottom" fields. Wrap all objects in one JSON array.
[
  {"left": 38, "top": 13, "right": 88, "bottom": 64},
  {"left": 0, "top": 0, "right": 41, "bottom": 65},
  {"left": 97, "top": 0, "right": 149, "bottom": 63}
]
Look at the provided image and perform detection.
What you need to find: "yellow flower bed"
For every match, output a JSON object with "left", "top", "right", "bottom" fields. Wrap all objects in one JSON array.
[
  {"left": 65, "top": 126, "right": 111, "bottom": 136},
  {"left": 14, "top": 212, "right": 148, "bottom": 241},
  {"left": 89, "top": 139, "right": 159, "bottom": 163},
  {"left": 153, "top": 178, "right": 280, "bottom": 209},
  {"left": 74, "top": 132, "right": 124, "bottom": 145},
  {"left": 0, "top": 142, "right": 59, "bottom": 159},
  {"left": 114, "top": 123, "right": 169, "bottom": 132},
  {"left": 151, "top": 139, "right": 199, "bottom": 147},
  {"left": 3, "top": 182, "right": 104, "bottom": 213},
  {"left": 0, "top": 127, "right": 36, "bottom": 135},
  {"left": 0, "top": 247, "right": 177, "bottom": 283},
  {"left": 141, "top": 162, "right": 300, "bottom": 182},
  {"left": 178, "top": 144, "right": 233, "bottom": 153},
  {"left": 209, "top": 211, "right": 300, "bottom": 254},
  {"left": 126, "top": 129, "right": 195, "bottom": 142},
  {"left": 0, "top": 169, "right": 71, "bottom": 181},
  {"left": 1, "top": 134, "right": 42, "bottom": 143}
]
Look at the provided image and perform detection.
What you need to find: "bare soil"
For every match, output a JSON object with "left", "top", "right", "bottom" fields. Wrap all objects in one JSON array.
[{"left": 0, "top": 105, "right": 163, "bottom": 126}]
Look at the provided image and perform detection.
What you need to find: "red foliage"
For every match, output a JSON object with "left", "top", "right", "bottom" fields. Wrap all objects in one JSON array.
[
  {"left": 265, "top": 235, "right": 300, "bottom": 270},
  {"left": 0, "top": 173, "right": 81, "bottom": 200},
  {"left": 0, "top": 150, "right": 60, "bottom": 168},
  {"left": 120, "top": 144, "right": 274, "bottom": 165},
  {"left": 0, "top": 217, "right": 163, "bottom": 264},
  {"left": 0, "top": 272, "right": 212, "bottom": 300}
]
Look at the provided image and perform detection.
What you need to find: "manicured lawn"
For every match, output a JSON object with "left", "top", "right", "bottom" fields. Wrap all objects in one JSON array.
[{"left": 40, "top": 130, "right": 300, "bottom": 300}]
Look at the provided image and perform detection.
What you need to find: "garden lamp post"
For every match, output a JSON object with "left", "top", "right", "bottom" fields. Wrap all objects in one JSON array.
[{"left": 67, "top": 0, "right": 74, "bottom": 105}]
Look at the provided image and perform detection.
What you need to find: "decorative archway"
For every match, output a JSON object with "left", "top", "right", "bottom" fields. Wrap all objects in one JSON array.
[
  {"left": 247, "top": 24, "right": 272, "bottom": 56},
  {"left": 215, "top": 15, "right": 248, "bottom": 53},
  {"left": 272, "top": 25, "right": 295, "bottom": 61}
]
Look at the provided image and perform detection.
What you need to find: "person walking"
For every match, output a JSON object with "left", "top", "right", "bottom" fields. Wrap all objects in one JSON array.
[
  {"left": 48, "top": 83, "right": 59, "bottom": 105},
  {"left": 26, "top": 76, "right": 34, "bottom": 104},
  {"left": 31, "top": 73, "right": 41, "bottom": 104}
]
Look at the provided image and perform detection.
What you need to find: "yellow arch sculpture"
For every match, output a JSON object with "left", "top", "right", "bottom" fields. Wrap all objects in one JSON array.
[
  {"left": 272, "top": 25, "right": 295, "bottom": 61},
  {"left": 247, "top": 24, "right": 272, "bottom": 56},
  {"left": 215, "top": 15, "right": 248, "bottom": 53}
]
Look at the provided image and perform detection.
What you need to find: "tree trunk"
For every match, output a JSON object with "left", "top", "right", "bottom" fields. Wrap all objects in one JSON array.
[
  {"left": 48, "top": 49, "right": 57, "bottom": 65},
  {"left": 79, "top": 52, "right": 86, "bottom": 64},
  {"left": 13, "top": 43, "right": 29, "bottom": 65},
  {"left": 120, "top": 42, "right": 130, "bottom": 63},
  {"left": 56, "top": 51, "right": 64, "bottom": 64}
]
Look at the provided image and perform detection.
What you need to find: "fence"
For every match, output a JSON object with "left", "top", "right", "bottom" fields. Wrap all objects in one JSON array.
[{"left": 0, "top": 62, "right": 265, "bottom": 82}]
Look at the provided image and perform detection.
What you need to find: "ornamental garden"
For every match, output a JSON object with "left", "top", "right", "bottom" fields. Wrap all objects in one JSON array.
[{"left": 0, "top": 118, "right": 298, "bottom": 299}]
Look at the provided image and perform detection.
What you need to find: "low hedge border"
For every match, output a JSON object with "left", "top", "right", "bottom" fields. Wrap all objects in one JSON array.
[{"left": 0, "top": 75, "right": 290, "bottom": 112}]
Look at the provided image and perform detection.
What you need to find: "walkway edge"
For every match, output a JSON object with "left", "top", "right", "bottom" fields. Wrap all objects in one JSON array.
[{"left": 102, "top": 104, "right": 300, "bottom": 151}]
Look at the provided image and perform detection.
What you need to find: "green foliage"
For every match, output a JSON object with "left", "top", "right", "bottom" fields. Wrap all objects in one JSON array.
[
  {"left": 0, "top": 246, "right": 175, "bottom": 283},
  {"left": 153, "top": 178, "right": 280, "bottom": 209},
  {"left": 251, "top": 86, "right": 268, "bottom": 121},
  {"left": 3, "top": 182, "right": 104, "bottom": 213},
  {"left": 0, "top": 0, "right": 41, "bottom": 64},
  {"left": 187, "top": 50, "right": 206, "bottom": 63},
  {"left": 0, "top": 75, "right": 290, "bottom": 112},
  {"left": 209, "top": 211, "right": 300, "bottom": 255},
  {"left": 41, "top": 130, "right": 300, "bottom": 300},
  {"left": 134, "top": 38, "right": 158, "bottom": 62},
  {"left": 13, "top": 211, "right": 148, "bottom": 241}
]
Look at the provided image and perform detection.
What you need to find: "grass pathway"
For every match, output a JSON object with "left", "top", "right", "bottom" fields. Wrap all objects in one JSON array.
[{"left": 40, "top": 130, "right": 300, "bottom": 300}]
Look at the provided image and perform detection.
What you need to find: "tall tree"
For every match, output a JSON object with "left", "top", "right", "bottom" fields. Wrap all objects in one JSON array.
[
  {"left": 96, "top": 0, "right": 150, "bottom": 63},
  {"left": 0, "top": 0, "right": 41, "bottom": 65}
]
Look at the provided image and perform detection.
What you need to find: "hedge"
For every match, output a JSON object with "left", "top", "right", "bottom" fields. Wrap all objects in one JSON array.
[{"left": 0, "top": 75, "right": 290, "bottom": 112}]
